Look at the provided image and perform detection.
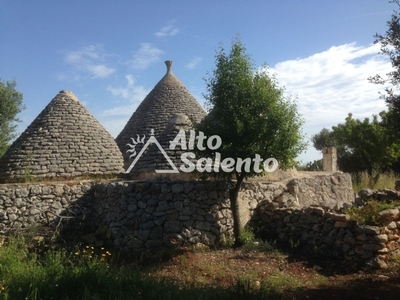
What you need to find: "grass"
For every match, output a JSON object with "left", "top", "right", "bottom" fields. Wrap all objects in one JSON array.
[
  {"left": 344, "top": 199, "right": 400, "bottom": 225},
  {"left": 352, "top": 172, "right": 398, "bottom": 193},
  {"left": 1, "top": 230, "right": 400, "bottom": 300},
  {"left": 0, "top": 234, "right": 284, "bottom": 300},
  {"left": 346, "top": 171, "right": 400, "bottom": 225}
]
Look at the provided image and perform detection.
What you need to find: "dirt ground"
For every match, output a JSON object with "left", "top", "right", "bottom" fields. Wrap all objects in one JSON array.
[{"left": 141, "top": 247, "right": 400, "bottom": 300}]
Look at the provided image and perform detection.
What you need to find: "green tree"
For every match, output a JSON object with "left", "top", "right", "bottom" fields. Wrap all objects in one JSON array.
[
  {"left": 300, "top": 159, "right": 323, "bottom": 171},
  {"left": 369, "top": 0, "right": 400, "bottom": 138},
  {"left": 312, "top": 113, "right": 400, "bottom": 179},
  {"left": 311, "top": 128, "right": 336, "bottom": 151},
  {"left": 0, "top": 79, "right": 24, "bottom": 158},
  {"left": 198, "top": 38, "right": 306, "bottom": 245}
]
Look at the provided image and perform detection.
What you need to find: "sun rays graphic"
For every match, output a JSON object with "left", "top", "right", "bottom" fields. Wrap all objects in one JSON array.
[{"left": 126, "top": 134, "right": 146, "bottom": 159}]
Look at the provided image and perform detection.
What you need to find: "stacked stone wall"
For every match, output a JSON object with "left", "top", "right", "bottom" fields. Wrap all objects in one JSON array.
[
  {"left": 0, "top": 182, "right": 93, "bottom": 233},
  {"left": 2, "top": 174, "right": 398, "bottom": 268},
  {"left": 254, "top": 205, "right": 400, "bottom": 268},
  {"left": 89, "top": 181, "right": 233, "bottom": 249},
  {"left": 0, "top": 181, "right": 234, "bottom": 250}
]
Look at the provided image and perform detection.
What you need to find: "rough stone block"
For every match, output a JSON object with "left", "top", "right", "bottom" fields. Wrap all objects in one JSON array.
[
  {"left": 362, "top": 243, "right": 385, "bottom": 251},
  {"left": 334, "top": 221, "right": 348, "bottom": 228},
  {"left": 374, "top": 234, "right": 389, "bottom": 243},
  {"left": 356, "top": 225, "right": 380, "bottom": 235},
  {"left": 171, "top": 183, "right": 183, "bottom": 194},
  {"left": 194, "top": 221, "right": 211, "bottom": 231},
  {"left": 164, "top": 221, "right": 180, "bottom": 233},
  {"left": 378, "top": 208, "right": 399, "bottom": 224}
]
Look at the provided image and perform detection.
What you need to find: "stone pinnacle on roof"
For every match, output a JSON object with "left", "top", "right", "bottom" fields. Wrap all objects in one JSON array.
[
  {"left": 116, "top": 60, "right": 207, "bottom": 173},
  {"left": 165, "top": 60, "right": 173, "bottom": 73},
  {"left": 0, "top": 90, "right": 124, "bottom": 181}
]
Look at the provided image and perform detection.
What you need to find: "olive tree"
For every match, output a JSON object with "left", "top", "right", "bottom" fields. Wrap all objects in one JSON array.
[
  {"left": 198, "top": 38, "right": 306, "bottom": 245},
  {"left": 0, "top": 79, "right": 24, "bottom": 158}
]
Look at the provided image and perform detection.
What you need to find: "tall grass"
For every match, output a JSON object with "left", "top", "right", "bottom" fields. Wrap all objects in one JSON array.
[
  {"left": 0, "top": 235, "right": 282, "bottom": 300},
  {"left": 352, "top": 172, "right": 398, "bottom": 193}
]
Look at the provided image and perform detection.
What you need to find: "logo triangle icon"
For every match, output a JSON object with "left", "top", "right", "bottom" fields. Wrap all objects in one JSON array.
[{"left": 125, "top": 129, "right": 179, "bottom": 174}]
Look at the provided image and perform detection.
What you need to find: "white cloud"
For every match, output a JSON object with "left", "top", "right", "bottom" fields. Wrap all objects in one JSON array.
[
  {"left": 86, "top": 64, "right": 115, "bottom": 78},
  {"left": 128, "top": 43, "right": 164, "bottom": 70},
  {"left": 105, "top": 74, "right": 150, "bottom": 116},
  {"left": 269, "top": 43, "right": 392, "bottom": 162},
  {"left": 186, "top": 56, "right": 202, "bottom": 69},
  {"left": 63, "top": 44, "right": 116, "bottom": 79},
  {"left": 155, "top": 20, "right": 180, "bottom": 37}
]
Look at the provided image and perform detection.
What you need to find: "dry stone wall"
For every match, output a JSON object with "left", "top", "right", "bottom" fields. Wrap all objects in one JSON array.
[
  {"left": 0, "top": 181, "right": 234, "bottom": 250},
  {"left": 3, "top": 173, "right": 398, "bottom": 268},
  {"left": 240, "top": 172, "right": 354, "bottom": 225},
  {"left": 89, "top": 180, "right": 233, "bottom": 250},
  {"left": 0, "top": 182, "right": 93, "bottom": 233},
  {"left": 253, "top": 204, "right": 400, "bottom": 269}
]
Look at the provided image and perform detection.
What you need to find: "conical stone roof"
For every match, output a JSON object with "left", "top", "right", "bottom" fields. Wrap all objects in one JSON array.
[
  {"left": 0, "top": 90, "right": 124, "bottom": 181},
  {"left": 116, "top": 61, "right": 207, "bottom": 174}
]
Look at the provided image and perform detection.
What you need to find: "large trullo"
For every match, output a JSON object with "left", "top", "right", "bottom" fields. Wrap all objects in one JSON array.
[
  {"left": 116, "top": 61, "right": 207, "bottom": 175},
  {"left": 0, "top": 90, "right": 124, "bottom": 182}
]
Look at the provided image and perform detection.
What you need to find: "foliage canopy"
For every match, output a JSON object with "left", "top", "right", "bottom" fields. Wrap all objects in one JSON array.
[
  {"left": 311, "top": 113, "right": 400, "bottom": 176},
  {"left": 369, "top": 0, "right": 400, "bottom": 138},
  {"left": 199, "top": 37, "right": 306, "bottom": 179},
  {"left": 198, "top": 37, "right": 306, "bottom": 244},
  {"left": 0, "top": 79, "right": 24, "bottom": 158}
]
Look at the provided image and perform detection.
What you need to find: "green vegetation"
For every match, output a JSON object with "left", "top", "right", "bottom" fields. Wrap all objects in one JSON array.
[
  {"left": 0, "top": 79, "right": 24, "bottom": 158},
  {"left": 238, "top": 227, "right": 256, "bottom": 245},
  {"left": 298, "top": 159, "right": 323, "bottom": 171},
  {"left": 352, "top": 172, "right": 398, "bottom": 193},
  {"left": 0, "top": 225, "right": 399, "bottom": 299},
  {"left": 369, "top": 0, "right": 400, "bottom": 143},
  {"left": 311, "top": 1, "right": 400, "bottom": 183},
  {"left": 344, "top": 199, "right": 400, "bottom": 225},
  {"left": 198, "top": 36, "right": 306, "bottom": 244},
  {"left": 311, "top": 113, "right": 400, "bottom": 182},
  {"left": 0, "top": 234, "right": 286, "bottom": 300}
]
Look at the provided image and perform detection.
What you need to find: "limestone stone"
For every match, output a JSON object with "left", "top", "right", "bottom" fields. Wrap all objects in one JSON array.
[
  {"left": 201, "top": 232, "right": 217, "bottom": 245},
  {"left": 387, "top": 221, "right": 397, "bottom": 230},
  {"left": 343, "top": 234, "right": 356, "bottom": 245},
  {"left": 355, "top": 234, "right": 369, "bottom": 241},
  {"left": 164, "top": 221, "right": 181, "bottom": 233},
  {"left": 334, "top": 221, "right": 348, "bottom": 228},
  {"left": 329, "top": 213, "right": 349, "bottom": 222},
  {"left": 286, "top": 173, "right": 353, "bottom": 209},
  {"left": 367, "top": 257, "right": 388, "bottom": 269},
  {"left": 171, "top": 184, "right": 184, "bottom": 194},
  {"left": 378, "top": 208, "right": 399, "bottom": 224},
  {"left": 356, "top": 225, "right": 380, "bottom": 235},
  {"left": 374, "top": 234, "right": 389, "bottom": 243},
  {"left": 362, "top": 243, "right": 385, "bottom": 251},
  {"left": 358, "top": 189, "right": 375, "bottom": 199},
  {"left": 194, "top": 221, "right": 211, "bottom": 231}
]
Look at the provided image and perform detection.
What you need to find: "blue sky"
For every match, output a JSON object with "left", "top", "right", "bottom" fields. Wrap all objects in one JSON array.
[{"left": 0, "top": 0, "right": 395, "bottom": 164}]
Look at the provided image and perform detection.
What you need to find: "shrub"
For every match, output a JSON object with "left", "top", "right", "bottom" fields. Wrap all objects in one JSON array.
[{"left": 344, "top": 199, "right": 400, "bottom": 225}]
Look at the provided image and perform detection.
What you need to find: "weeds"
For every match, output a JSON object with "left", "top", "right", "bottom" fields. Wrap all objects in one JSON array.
[
  {"left": 289, "top": 238, "right": 300, "bottom": 249},
  {"left": 352, "top": 172, "right": 397, "bottom": 193},
  {"left": 344, "top": 199, "right": 400, "bottom": 225},
  {"left": 0, "top": 234, "right": 285, "bottom": 300},
  {"left": 239, "top": 227, "right": 255, "bottom": 245}
]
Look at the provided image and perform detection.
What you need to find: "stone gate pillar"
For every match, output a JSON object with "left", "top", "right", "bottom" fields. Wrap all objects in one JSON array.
[{"left": 322, "top": 147, "right": 337, "bottom": 172}]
